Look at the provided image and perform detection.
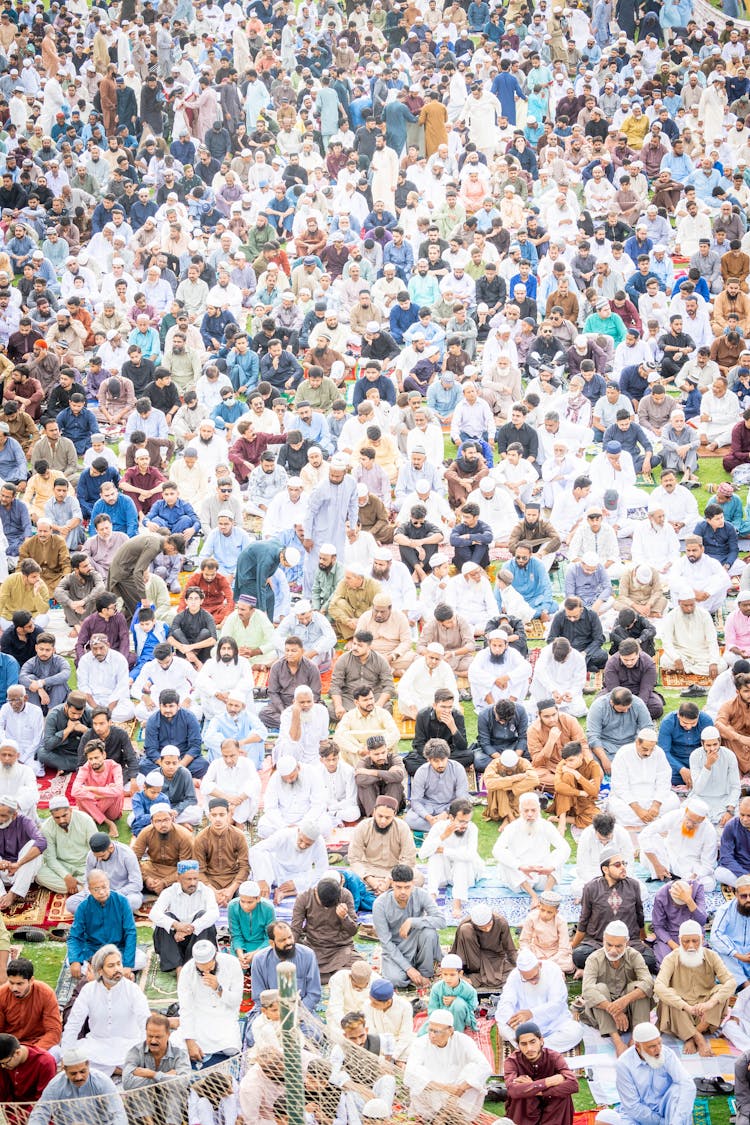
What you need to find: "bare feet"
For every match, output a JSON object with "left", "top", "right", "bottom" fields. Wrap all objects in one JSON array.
[
  {"left": 0, "top": 892, "right": 18, "bottom": 911},
  {"left": 683, "top": 1037, "right": 698, "bottom": 1055},
  {"left": 103, "top": 819, "right": 119, "bottom": 839},
  {"left": 694, "top": 1031, "right": 713, "bottom": 1058}
]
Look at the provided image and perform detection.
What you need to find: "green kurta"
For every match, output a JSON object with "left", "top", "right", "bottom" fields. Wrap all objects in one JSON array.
[
  {"left": 37, "top": 808, "right": 98, "bottom": 893},
  {"left": 227, "top": 897, "right": 275, "bottom": 953},
  {"left": 220, "top": 609, "right": 276, "bottom": 666}
]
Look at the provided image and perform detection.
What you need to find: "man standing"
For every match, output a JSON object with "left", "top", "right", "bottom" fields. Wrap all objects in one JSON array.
[
  {"left": 302, "top": 457, "right": 359, "bottom": 595},
  {"left": 108, "top": 533, "right": 185, "bottom": 621}
]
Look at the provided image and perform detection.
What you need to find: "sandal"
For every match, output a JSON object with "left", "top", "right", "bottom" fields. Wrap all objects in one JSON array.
[{"left": 12, "top": 926, "right": 46, "bottom": 943}]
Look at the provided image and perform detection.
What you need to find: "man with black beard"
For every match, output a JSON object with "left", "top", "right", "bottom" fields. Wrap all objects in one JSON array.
[
  {"left": 419, "top": 798, "right": 482, "bottom": 920},
  {"left": 249, "top": 921, "right": 321, "bottom": 1029},
  {"left": 711, "top": 874, "right": 750, "bottom": 986},
  {"left": 312, "top": 543, "right": 344, "bottom": 616}
]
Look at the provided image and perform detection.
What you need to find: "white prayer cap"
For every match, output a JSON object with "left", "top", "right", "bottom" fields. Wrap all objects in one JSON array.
[
  {"left": 441, "top": 954, "right": 463, "bottom": 970},
  {"left": 0, "top": 795, "right": 18, "bottom": 810},
  {"left": 679, "top": 920, "right": 703, "bottom": 938},
  {"left": 356, "top": 482, "right": 369, "bottom": 498},
  {"left": 470, "top": 904, "right": 493, "bottom": 926},
  {"left": 581, "top": 551, "right": 598, "bottom": 568},
  {"left": 298, "top": 816, "right": 320, "bottom": 841},
  {"left": 160, "top": 746, "right": 181, "bottom": 757},
  {"left": 632, "top": 1023, "right": 661, "bottom": 1044},
  {"left": 673, "top": 581, "right": 695, "bottom": 601},
  {"left": 637, "top": 728, "right": 658, "bottom": 742},
  {"left": 516, "top": 950, "right": 539, "bottom": 971},
  {"left": 295, "top": 599, "right": 312, "bottom": 614},
  {"left": 374, "top": 547, "right": 391, "bottom": 561},
  {"left": 0, "top": 738, "right": 17, "bottom": 752},
  {"left": 426, "top": 642, "right": 445, "bottom": 655},
  {"left": 479, "top": 478, "right": 496, "bottom": 492},
  {"left": 320, "top": 543, "right": 337, "bottom": 554},
  {"left": 150, "top": 803, "right": 171, "bottom": 815},
  {"left": 362, "top": 1100, "right": 390, "bottom": 1120},
  {"left": 192, "top": 940, "right": 217, "bottom": 963},
  {"left": 415, "top": 478, "right": 431, "bottom": 492},
  {"left": 685, "top": 797, "right": 709, "bottom": 818},
  {"left": 227, "top": 690, "right": 246, "bottom": 704},
  {"left": 539, "top": 891, "right": 562, "bottom": 906},
  {"left": 62, "top": 1046, "right": 89, "bottom": 1066},
  {"left": 462, "top": 561, "right": 480, "bottom": 574},
  {"left": 647, "top": 496, "right": 665, "bottom": 513},
  {"left": 739, "top": 591, "right": 750, "bottom": 604},
  {"left": 500, "top": 750, "right": 518, "bottom": 768},
  {"left": 603, "top": 920, "right": 629, "bottom": 938},
  {"left": 48, "top": 795, "right": 70, "bottom": 810},
  {"left": 701, "top": 726, "right": 720, "bottom": 741},
  {"left": 277, "top": 755, "right": 298, "bottom": 777},
  {"left": 217, "top": 508, "right": 235, "bottom": 520},
  {"left": 594, "top": 1113, "right": 622, "bottom": 1125},
  {"left": 330, "top": 454, "right": 350, "bottom": 470},
  {"left": 239, "top": 880, "right": 261, "bottom": 897},
  {"left": 635, "top": 565, "right": 652, "bottom": 585},
  {"left": 430, "top": 553, "right": 449, "bottom": 568},
  {"left": 284, "top": 547, "right": 301, "bottom": 566},
  {"left": 144, "top": 771, "right": 164, "bottom": 787},
  {"left": 428, "top": 1010, "right": 455, "bottom": 1026}
]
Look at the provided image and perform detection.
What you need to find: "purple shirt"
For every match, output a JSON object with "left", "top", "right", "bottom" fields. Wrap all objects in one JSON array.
[{"left": 0, "top": 814, "right": 46, "bottom": 862}]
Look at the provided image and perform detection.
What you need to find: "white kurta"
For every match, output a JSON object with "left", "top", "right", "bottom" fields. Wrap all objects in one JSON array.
[
  {"left": 202, "top": 757, "right": 261, "bottom": 824},
  {"left": 403, "top": 1029, "right": 492, "bottom": 1119},
  {"left": 609, "top": 743, "right": 679, "bottom": 828},
  {"left": 131, "top": 655, "right": 197, "bottom": 722},
  {"left": 529, "top": 646, "right": 587, "bottom": 717},
  {"left": 468, "top": 647, "right": 532, "bottom": 709},
  {"left": 639, "top": 808, "right": 718, "bottom": 889},
  {"left": 659, "top": 607, "right": 725, "bottom": 676},
  {"left": 276, "top": 702, "right": 330, "bottom": 764},
  {"left": 669, "top": 555, "right": 731, "bottom": 614},
  {"left": 397, "top": 658, "right": 459, "bottom": 717},
  {"left": 77, "top": 650, "right": 134, "bottom": 721},
  {"left": 0, "top": 702, "right": 45, "bottom": 772},
  {"left": 193, "top": 656, "right": 255, "bottom": 720},
  {"left": 419, "top": 820, "right": 484, "bottom": 901},
  {"left": 249, "top": 826, "right": 329, "bottom": 892},
  {"left": 495, "top": 961, "right": 583, "bottom": 1051},
  {"left": 492, "top": 816, "right": 571, "bottom": 891},
  {"left": 315, "top": 760, "right": 359, "bottom": 828},
  {"left": 0, "top": 760, "right": 39, "bottom": 818},
  {"left": 175, "top": 952, "right": 244, "bottom": 1055},
  {"left": 445, "top": 573, "right": 496, "bottom": 628},
  {"left": 257, "top": 764, "right": 326, "bottom": 838},
  {"left": 61, "top": 978, "right": 151, "bottom": 1073}
]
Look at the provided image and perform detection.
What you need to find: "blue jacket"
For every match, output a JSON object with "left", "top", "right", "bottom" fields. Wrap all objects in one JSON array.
[
  {"left": 57, "top": 406, "right": 99, "bottom": 455},
  {"left": 658, "top": 709, "right": 713, "bottom": 785},
  {"left": 67, "top": 889, "right": 137, "bottom": 967},
  {"left": 389, "top": 302, "right": 420, "bottom": 344},
  {"left": 90, "top": 494, "right": 139, "bottom": 537},
  {"left": 0, "top": 653, "right": 18, "bottom": 705},
  {"left": 143, "top": 708, "right": 203, "bottom": 766},
  {"left": 719, "top": 816, "right": 750, "bottom": 879}
]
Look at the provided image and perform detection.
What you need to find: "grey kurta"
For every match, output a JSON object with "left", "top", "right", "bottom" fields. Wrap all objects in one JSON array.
[{"left": 581, "top": 947, "right": 654, "bottom": 1035}]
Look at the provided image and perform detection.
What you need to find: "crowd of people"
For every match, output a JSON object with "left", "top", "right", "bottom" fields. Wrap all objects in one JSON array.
[{"left": 6, "top": 0, "right": 750, "bottom": 1121}]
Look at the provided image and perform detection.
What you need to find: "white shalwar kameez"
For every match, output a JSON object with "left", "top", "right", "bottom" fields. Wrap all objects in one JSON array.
[
  {"left": 175, "top": 952, "right": 244, "bottom": 1056},
  {"left": 495, "top": 961, "right": 583, "bottom": 1050},
  {"left": 608, "top": 742, "right": 680, "bottom": 828},
  {"left": 256, "top": 764, "right": 326, "bottom": 838},
  {"left": 639, "top": 808, "right": 717, "bottom": 890},
  {"left": 492, "top": 816, "right": 571, "bottom": 891},
  {"left": 201, "top": 756, "right": 261, "bottom": 824},
  {"left": 249, "top": 826, "right": 329, "bottom": 892},
  {"left": 403, "top": 1029, "right": 492, "bottom": 1120},
  {"left": 60, "top": 978, "right": 151, "bottom": 1074},
  {"left": 467, "top": 646, "right": 532, "bottom": 709},
  {"left": 419, "top": 819, "right": 484, "bottom": 902}
]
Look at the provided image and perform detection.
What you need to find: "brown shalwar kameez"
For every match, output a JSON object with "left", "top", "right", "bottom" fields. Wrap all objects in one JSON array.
[
  {"left": 291, "top": 885, "right": 359, "bottom": 982},
  {"left": 449, "top": 913, "right": 517, "bottom": 991},
  {"left": 654, "top": 948, "right": 735, "bottom": 1041}
]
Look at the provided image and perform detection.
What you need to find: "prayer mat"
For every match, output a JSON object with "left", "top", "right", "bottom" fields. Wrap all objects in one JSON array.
[
  {"left": 114, "top": 719, "right": 139, "bottom": 741},
  {"left": 253, "top": 667, "right": 271, "bottom": 691},
  {"left": 524, "top": 619, "right": 547, "bottom": 640},
  {"left": 393, "top": 703, "right": 416, "bottom": 740},
  {"left": 660, "top": 671, "right": 712, "bottom": 690},
  {"left": 527, "top": 647, "right": 541, "bottom": 673},
  {"left": 698, "top": 445, "right": 731, "bottom": 459},
  {"left": 36, "top": 769, "right": 76, "bottom": 811},
  {"left": 3, "top": 888, "right": 71, "bottom": 930},
  {"left": 138, "top": 946, "right": 180, "bottom": 1006}
]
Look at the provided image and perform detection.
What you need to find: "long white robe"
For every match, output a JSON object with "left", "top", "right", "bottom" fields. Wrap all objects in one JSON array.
[
  {"left": 492, "top": 816, "right": 571, "bottom": 891},
  {"left": 249, "top": 825, "right": 329, "bottom": 892},
  {"left": 529, "top": 647, "right": 587, "bottom": 717},
  {"left": 175, "top": 952, "right": 244, "bottom": 1055},
  {"left": 669, "top": 554, "right": 731, "bottom": 614},
  {"left": 609, "top": 743, "right": 679, "bottom": 828},
  {"left": 419, "top": 820, "right": 484, "bottom": 901},
  {"left": 639, "top": 808, "right": 717, "bottom": 889},
  {"left": 496, "top": 961, "right": 582, "bottom": 1051},
  {"left": 0, "top": 702, "right": 45, "bottom": 773},
  {"left": 61, "top": 978, "right": 151, "bottom": 1074},
  {"left": 403, "top": 1029, "right": 492, "bottom": 1119},
  {"left": 659, "top": 607, "right": 725, "bottom": 676},
  {"left": 467, "top": 646, "right": 532, "bottom": 710},
  {"left": 257, "top": 764, "right": 326, "bottom": 838}
]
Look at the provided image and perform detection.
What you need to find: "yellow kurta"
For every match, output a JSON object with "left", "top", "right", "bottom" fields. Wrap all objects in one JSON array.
[
  {"left": 655, "top": 948, "right": 735, "bottom": 1040},
  {"left": 18, "top": 534, "right": 71, "bottom": 595}
]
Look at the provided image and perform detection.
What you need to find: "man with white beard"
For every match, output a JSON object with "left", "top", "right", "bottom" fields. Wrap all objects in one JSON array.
[
  {"left": 639, "top": 798, "right": 717, "bottom": 890},
  {"left": 0, "top": 686, "right": 44, "bottom": 778},
  {"left": 580, "top": 922, "right": 654, "bottom": 1058},
  {"left": 276, "top": 686, "right": 330, "bottom": 765},
  {"left": 495, "top": 949, "right": 582, "bottom": 1051},
  {"left": 608, "top": 1023, "right": 696, "bottom": 1125},
  {"left": 60, "top": 944, "right": 150, "bottom": 1075},
  {"left": 630, "top": 501, "right": 680, "bottom": 582},
  {"left": 0, "top": 739, "right": 38, "bottom": 819},
  {"left": 492, "top": 793, "right": 570, "bottom": 905},
  {"left": 257, "top": 755, "right": 326, "bottom": 839},
  {"left": 445, "top": 561, "right": 497, "bottom": 633},
  {"left": 654, "top": 920, "right": 735, "bottom": 1056},
  {"left": 465, "top": 477, "right": 518, "bottom": 545}
]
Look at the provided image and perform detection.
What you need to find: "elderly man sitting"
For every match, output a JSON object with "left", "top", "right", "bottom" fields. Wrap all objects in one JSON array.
[
  {"left": 492, "top": 792, "right": 570, "bottom": 906},
  {"left": 256, "top": 754, "right": 326, "bottom": 839},
  {"left": 608, "top": 729, "right": 680, "bottom": 830},
  {"left": 607, "top": 1023, "right": 696, "bottom": 1125},
  {"left": 403, "top": 1009, "right": 492, "bottom": 1122},
  {"left": 660, "top": 586, "right": 725, "bottom": 680},
  {"left": 249, "top": 819, "right": 329, "bottom": 905},
  {"left": 495, "top": 949, "right": 582, "bottom": 1053},
  {"left": 580, "top": 920, "right": 654, "bottom": 1058},
  {"left": 149, "top": 858, "right": 220, "bottom": 973},
  {"left": 654, "top": 919, "right": 735, "bottom": 1057},
  {"left": 711, "top": 874, "right": 750, "bottom": 985},
  {"left": 639, "top": 797, "right": 717, "bottom": 890},
  {"left": 275, "top": 599, "right": 337, "bottom": 669}
]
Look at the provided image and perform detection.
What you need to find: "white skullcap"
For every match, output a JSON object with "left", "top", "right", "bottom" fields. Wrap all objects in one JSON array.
[
  {"left": 461, "top": 561, "right": 480, "bottom": 574},
  {"left": 430, "top": 553, "right": 449, "bottom": 567},
  {"left": 480, "top": 478, "right": 496, "bottom": 492},
  {"left": 738, "top": 591, "right": 750, "bottom": 604},
  {"left": 192, "top": 940, "right": 216, "bottom": 963},
  {"left": 415, "top": 478, "right": 431, "bottom": 491},
  {"left": 298, "top": 816, "right": 320, "bottom": 841},
  {"left": 284, "top": 547, "right": 301, "bottom": 567},
  {"left": 362, "top": 1100, "right": 390, "bottom": 1119},
  {"left": 160, "top": 746, "right": 181, "bottom": 757},
  {"left": 500, "top": 750, "right": 518, "bottom": 768},
  {"left": 632, "top": 1023, "right": 660, "bottom": 1044},
  {"left": 295, "top": 599, "right": 312, "bottom": 614},
  {"left": 144, "top": 771, "right": 164, "bottom": 787},
  {"left": 679, "top": 919, "right": 703, "bottom": 938},
  {"left": 685, "top": 797, "right": 709, "bottom": 817},
  {"left": 440, "top": 954, "right": 463, "bottom": 969},
  {"left": 674, "top": 581, "right": 695, "bottom": 601},
  {"left": 701, "top": 726, "right": 720, "bottom": 740},
  {"left": 516, "top": 949, "right": 539, "bottom": 971},
  {"left": 374, "top": 547, "right": 391, "bottom": 562},
  {"left": 469, "top": 904, "right": 493, "bottom": 926},
  {"left": 603, "top": 920, "right": 629, "bottom": 938},
  {"left": 330, "top": 454, "right": 350, "bottom": 470},
  {"left": 62, "top": 1046, "right": 89, "bottom": 1066},
  {"left": 0, "top": 795, "right": 18, "bottom": 810},
  {"left": 635, "top": 565, "right": 652, "bottom": 585},
  {"left": 149, "top": 802, "right": 171, "bottom": 815},
  {"left": 581, "top": 551, "right": 599, "bottom": 568},
  {"left": 425, "top": 642, "right": 444, "bottom": 655},
  {"left": 277, "top": 754, "right": 298, "bottom": 776},
  {"left": 356, "top": 483, "right": 369, "bottom": 498},
  {"left": 637, "top": 728, "right": 658, "bottom": 742},
  {"left": 0, "top": 738, "right": 17, "bottom": 752},
  {"left": 227, "top": 690, "right": 246, "bottom": 704},
  {"left": 48, "top": 795, "right": 70, "bottom": 810},
  {"left": 428, "top": 1010, "right": 455, "bottom": 1026},
  {"left": 239, "top": 880, "right": 261, "bottom": 897},
  {"left": 217, "top": 508, "right": 235, "bottom": 520},
  {"left": 320, "top": 543, "right": 337, "bottom": 554}
]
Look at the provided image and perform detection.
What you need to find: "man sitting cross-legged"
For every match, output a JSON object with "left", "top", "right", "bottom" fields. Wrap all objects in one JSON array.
[
  {"left": 149, "top": 858, "right": 220, "bottom": 974},
  {"left": 419, "top": 797, "right": 484, "bottom": 920},
  {"left": 492, "top": 792, "right": 570, "bottom": 907},
  {"left": 496, "top": 949, "right": 582, "bottom": 1053},
  {"left": 580, "top": 920, "right": 654, "bottom": 1057},
  {"left": 372, "top": 863, "right": 444, "bottom": 989},
  {"left": 654, "top": 919, "right": 735, "bottom": 1057}
]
